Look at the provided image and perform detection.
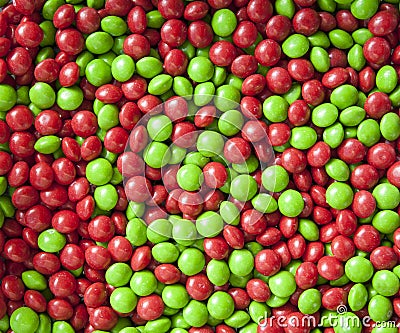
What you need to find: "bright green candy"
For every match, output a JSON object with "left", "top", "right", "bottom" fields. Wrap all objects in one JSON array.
[
  {"left": 352, "top": 28, "right": 373, "bottom": 45},
  {"left": 187, "top": 57, "right": 214, "bottom": 83},
  {"left": 173, "top": 76, "right": 193, "bottom": 97},
  {"left": 101, "top": 15, "right": 127, "bottom": 36},
  {"left": 86, "top": 31, "right": 114, "bottom": 54},
  {"left": 126, "top": 218, "right": 147, "bottom": 246},
  {"left": 211, "top": 9, "right": 237, "bottom": 37},
  {"left": 348, "top": 283, "right": 368, "bottom": 311},
  {"left": 86, "top": 158, "right": 113, "bottom": 186},
  {"left": 143, "top": 142, "right": 171, "bottom": 168},
  {"left": 152, "top": 243, "right": 179, "bottom": 263},
  {"left": 0, "top": 313, "right": 9, "bottom": 332},
  {"left": 323, "top": 122, "right": 344, "bottom": 148},
  {"left": 298, "top": 289, "right": 321, "bottom": 314},
  {"left": 372, "top": 210, "right": 400, "bottom": 234},
  {"left": 230, "top": 175, "right": 258, "bottom": 202},
  {"left": 351, "top": 0, "right": 379, "bottom": 19},
  {"left": 177, "top": 164, "right": 203, "bottom": 192},
  {"left": 371, "top": 326, "right": 398, "bottom": 333},
  {"left": 275, "top": 0, "right": 295, "bottom": 18},
  {"left": 110, "top": 287, "right": 138, "bottom": 314},
  {"left": 278, "top": 190, "right": 304, "bottom": 217},
  {"left": 53, "top": 321, "right": 74, "bottom": 333},
  {"left": 326, "top": 182, "right": 353, "bottom": 210},
  {"left": 215, "top": 85, "right": 241, "bottom": 112},
  {"left": 98, "top": 104, "right": 119, "bottom": 130},
  {"left": 34, "top": 135, "right": 61, "bottom": 154},
  {"left": 0, "top": 85, "right": 17, "bottom": 112},
  {"left": 229, "top": 272, "right": 252, "bottom": 288},
  {"left": 147, "top": 219, "right": 171, "bottom": 243},
  {"left": 333, "top": 312, "right": 362, "bottom": 333},
  {"left": 207, "top": 291, "right": 235, "bottom": 320},
  {"left": 184, "top": 152, "right": 209, "bottom": 168},
  {"left": 218, "top": 110, "right": 244, "bottom": 136},
  {"left": 162, "top": 285, "right": 189, "bottom": 309},
  {"left": 380, "top": 112, "right": 400, "bottom": 141},
  {"left": 263, "top": 96, "right": 289, "bottom": 122},
  {"left": 197, "top": 131, "right": 224, "bottom": 157},
  {"left": 269, "top": 271, "right": 296, "bottom": 298},
  {"left": 266, "top": 294, "right": 290, "bottom": 308},
  {"left": 39, "top": 20, "right": 56, "bottom": 47},
  {"left": 57, "top": 86, "right": 83, "bottom": 111},
  {"left": 289, "top": 127, "right": 317, "bottom": 150},
  {"left": 111, "top": 55, "right": 135, "bottom": 82},
  {"left": 232, "top": 154, "right": 258, "bottom": 174},
  {"left": 172, "top": 219, "right": 197, "bottom": 245},
  {"left": 372, "top": 183, "right": 400, "bottom": 209},
  {"left": 345, "top": 256, "right": 374, "bottom": 282},
  {"left": 36, "top": 313, "right": 51, "bottom": 333},
  {"left": 146, "top": 10, "right": 165, "bottom": 28},
  {"left": 248, "top": 300, "right": 270, "bottom": 324},
  {"left": 38, "top": 229, "right": 66, "bottom": 253},
  {"left": 219, "top": 201, "right": 240, "bottom": 225},
  {"left": 194, "top": 82, "right": 215, "bottom": 106},
  {"left": 348, "top": 44, "right": 365, "bottom": 71},
  {"left": 29, "top": 82, "right": 55, "bottom": 109},
  {"left": 368, "top": 295, "right": 393, "bottom": 322},
  {"left": 330, "top": 84, "right": 358, "bottom": 109},
  {"left": 94, "top": 184, "right": 118, "bottom": 210},
  {"left": 196, "top": 211, "right": 224, "bottom": 238},
  {"left": 106, "top": 263, "right": 133, "bottom": 287},
  {"left": 21, "top": 270, "right": 47, "bottom": 291},
  {"left": 10, "top": 307, "right": 39, "bottom": 333},
  {"left": 339, "top": 106, "right": 365, "bottom": 126},
  {"left": 357, "top": 119, "right": 380, "bottom": 147},
  {"left": 262, "top": 165, "right": 289, "bottom": 193},
  {"left": 178, "top": 248, "right": 205, "bottom": 276},
  {"left": 136, "top": 57, "right": 163, "bottom": 79},
  {"left": 130, "top": 271, "right": 157, "bottom": 296},
  {"left": 149, "top": 74, "right": 173, "bottom": 95},
  {"left": 329, "top": 29, "right": 353, "bottom": 49},
  {"left": 312, "top": 103, "right": 338, "bottom": 127},
  {"left": 308, "top": 31, "right": 330, "bottom": 48},
  {"left": 325, "top": 158, "right": 350, "bottom": 181},
  {"left": 226, "top": 74, "right": 243, "bottom": 91},
  {"left": 298, "top": 219, "right": 319, "bottom": 241},
  {"left": 168, "top": 145, "right": 186, "bottom": 165},
  {"left": 86, "top": 59, "right": 112, "bottom": 87},
  {"left": 376, "top": 65, "right": 398, "bottom": 93},
  {"left": 228, "top": 249, "right": 254, "bottom": 277},
  {"left": 76, "top": 51, "right": 94, "bottom": 76},
  {"left": 372, "top": 270, "right": 399, "bottom": 297},
  {"left": 213, "top": 66, "right": 227, "bottom": 87},
  {"left": 283, "top": 82, "right": 301, "bottom": 104},
  {"left": 183, "top": 300, "right": 208, "bottom": 327},
  {"left": 147, "top": 115, "right": 172, "bottom": 141},
  {"left": 207, "top": 259, "right": 230, "bottom": 286},
  {"left": 251, "top": 193, "right": 278, "bottom": 213},
  {"left": 225, "top": 310, "right": 250, "bottom": 328},
  {"left": 282, "top": 34, "right": 310, "bottom": 58},
  {"left": 145, "top": 317, "right": 171, "bottom": 333}
]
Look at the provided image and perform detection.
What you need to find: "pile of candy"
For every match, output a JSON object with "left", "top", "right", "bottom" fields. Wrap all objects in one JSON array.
[{"left": 0, "top": 0, "right": 399, "bottom": 332}]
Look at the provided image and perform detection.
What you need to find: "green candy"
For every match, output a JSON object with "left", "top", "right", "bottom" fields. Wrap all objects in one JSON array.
[
  {"left": 111, "top": 55, "right": 135, "bottom": 82},
  {"left": 228, "top": 249, "right": 254, "bottom": 277},
  {"left": 372, "top": 270, "right": 400, "bottom": 297},
  {"left": 263, "top": 96, "right": 289, "bottom": 122},
  {"left": 148, "top": 74, "right": 173, "bottom": 95},
  {"left": 218, "top": 110, "right": 244, "bottom": 136},
  {"left": 196, "top": 212, "right": 224, "bottom": 238},
  {"left": 136, "top": 57, "right": 163, "bottom": 79},
  {"left": 147, "top": 219, "right": 171, "bottom": 243},
  {"left": 173, "top": 76, "right": 193, "bottom": 97},
  {"left": 351, "top": 0, "right": 379, "bottom": 19},
  {"left": 251, "top": 193, "right": 278, "bottom": 214},
  {"left": 143, "top": 142, "right": 171, "bottom": 168},
  {"left": 101, "top": 15, "right": 127, "bottom": 36},
  {"left": 330, "top": 84, "right": 358, "bottom": 109},
  {"left": 372, "top": 210, "right": 400, "bottom": 234},
  {"left": 147, "top": 115, "right": 172, "bottom": 141},
  {"left": 298, "top": 289, "right": 321, "bottom": 314},
  {"left": 326, "top": 182, "right": 353, "bottom": 210},
  {"left": 275, "top": 0, "right": 295, "bottom": 18},
  {"left": 357, "top": 119, "right": 380, "bottom": 147},
  {"left": 34, "top": 135, "right": 61, "bottom": 154},
  {"left": 194, "top": 82, "right": 215, "bottom": 106},
  {"left": 298, "top": 219, "right": 319, "bottom": 241},
  {"left": 110, "top": 287, "right": 137, "bottom": 314},
  {"left": 207, "top": 291, "right": 235, "bottom": 320},
  {"left": 278, "top": 190, "right": 304, "bottom": 217},
  {"left": 183, "top": 300, "right": 208, "bottom": 328},
  {"left": 29, "top": 82, "right": 55, "bottom": 109},
  {"left": 177, "top": 164, "right": 203, "bottom": 192},
  {"left": 339, "top": 106, "right": 366, "bottom": 126},
  {"left": 152, "top": 242, "right": 179, "bottom": 263},
  {"left": 372, "top": 183, "right": 400, "bottom": 210},
  {"left": 312, "top": 103, "right": 338, "bottom": 127},
  {"left": 57, "top": 86, "right": 83, "bottom": 110},
  {"left": 323, "top": 122, "right": 344, "bottom": 148},
  {"left": 85, "top": 59, "right": 112, "bottom": 87},
  {"left": 368, "top": 295, "right": 393, "bottom": 322},
  {"left": 325, "top": 158, "right": 350, "bottom": 181},
  {"left": 215, "top": 85, "right": 241, "bottom": 112},
  {"left": 130, "top": 271, "right": 157, "bottom": 296},
  {"left": 207, "top": 259, "right": 230, "bottom": 286},
  {"left": 187, "top": 57, "right": 214, "bottom": 83},
  {"left": 345, "top": 256, "right": 374, "bottom": 283},
  {"left": 269, "top": 271, "right": 296, "bottom": 298},
  {"left": 308, "top": 32, "right": 330, "bottom": 48},
  {"left": 376, "top": 65, "right": 398, "bottom": 93},
  {"left": 10, "top": 307, "right": 39, "bottom": 333},
  {"left": 86, "top": 158, "right": 113, "bottom": 186},
  {"left": 126, "top": 218, "right": 147, "bottom": 246},
  {"left": 348, "top": 283, "right": 368, "bottom": 311},
  {"left": 333, "top": 312, "right": 362, "bottom": 333},
  {"left": 289, "top": 127, "right": 317, "bottom": 150},
  {"left": 230, "top": 175, "right": 258, "bottom": 202},
  {"left": 0, "top": 85, "right": 17, "bottom": 112},
  {"left": 162, "top": 285, "right": 189, "bottom": 309},
  {"left": 211, "top": 9, "right": 237, "bottom": 37},
  {"left": 348, "top": 44, "right": 366, "bottom": 71},
  {"left": 352, "top": 28, "right": 373, "bottom": 45},
  {"left": 146, "top": 10, "right": 165, "bottom": 28},
  {"left": 38, "top": 229, "right": 66, "bottom": 253},
  {"left": 219, "top": 201, "right": 240, "bottom": 225},
  {"left": 282, "top": 34, "right": 310, "bottom": 58},
  {"left": 380, "top": 112, "right": 400, "bottom": 141},
  {"left": 197, "top": 131, "right": 224, "bottom": 157},
  {"left": 224, "top": 310, "right": 250, "bottom": 328},
  {"left": 105, "top": 263, "right": 133, "bottom": 287},
  {"left": 262, "top": 165, "right": 289, "bottom": 193},
  {"left": 21, "top": 270, "right": 47, "bottom": 291},
  {"left": 172, "top": 219, "right": 197, "bottom": 245},
  {"left": 178, "top": 248, "right": 205, "bottom": 276},
  {"left": 94, "top": 184, "right": 118, "bottom": 211},
  {"left": 329, "top": 29, "right": 354, "bottom": 49}
]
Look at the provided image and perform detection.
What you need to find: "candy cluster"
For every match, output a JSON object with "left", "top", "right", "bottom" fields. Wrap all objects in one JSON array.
[{"left": 0, "top": 0, "right": 399, "bottom": 332}]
